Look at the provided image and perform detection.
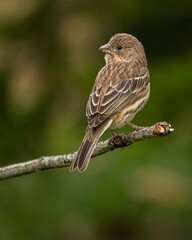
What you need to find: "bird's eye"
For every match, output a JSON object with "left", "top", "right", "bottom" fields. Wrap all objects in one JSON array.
[{"left": 117, "top": 46, "right": 123, "bottom": 50}]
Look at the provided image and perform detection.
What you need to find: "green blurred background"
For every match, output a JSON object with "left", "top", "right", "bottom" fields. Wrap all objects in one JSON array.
[{"left": 0, "top": 0, "right": 192, "bottom": 239}]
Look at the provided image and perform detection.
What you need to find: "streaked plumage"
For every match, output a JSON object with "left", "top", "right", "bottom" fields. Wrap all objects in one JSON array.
[{"left": 70, "top": 33, "right": 150, "bottom": 172}]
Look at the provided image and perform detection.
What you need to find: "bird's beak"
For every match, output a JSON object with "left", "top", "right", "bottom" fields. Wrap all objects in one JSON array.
[{"left": 99, "top": 43, "right": 111, "bottom": 54}]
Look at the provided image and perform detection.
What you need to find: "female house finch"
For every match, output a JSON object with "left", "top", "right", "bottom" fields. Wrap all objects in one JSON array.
[{"left": 70, "top": 33, "right": 150, "bottom": 172}]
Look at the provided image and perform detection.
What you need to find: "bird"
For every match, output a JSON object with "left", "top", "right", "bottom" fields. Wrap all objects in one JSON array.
[{"left": 70, "top": 33, "right": 150, "bottom": 172}]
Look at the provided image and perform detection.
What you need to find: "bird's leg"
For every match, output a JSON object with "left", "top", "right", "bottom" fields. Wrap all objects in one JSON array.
[
  {"left": 126, "top": 121, "right": 144, "bottom": 142},
  {"left": 126, "top": 122, "right": 144, "bottom": 131},
  {"left": 109, "top": 128, "right": 124, "bottom": 147},
  {"left": 109, "top": 128, "right": 117, "bottom": 138}
]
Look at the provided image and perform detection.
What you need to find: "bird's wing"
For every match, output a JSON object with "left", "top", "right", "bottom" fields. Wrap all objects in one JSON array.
[{"left": 86, "top": 65, "right": 149, "bottom": 128}]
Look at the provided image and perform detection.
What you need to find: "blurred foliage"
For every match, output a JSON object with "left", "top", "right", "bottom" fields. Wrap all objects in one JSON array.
[{"left": 0, "top": 0, "right": 192, "bottom": 239}]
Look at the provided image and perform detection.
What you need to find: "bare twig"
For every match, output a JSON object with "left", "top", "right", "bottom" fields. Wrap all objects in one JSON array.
[{"left": 0, "top": 121, "right": 173, "bottom": 181}]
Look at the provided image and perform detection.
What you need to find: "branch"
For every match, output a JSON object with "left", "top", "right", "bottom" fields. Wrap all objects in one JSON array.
[{"left": 0, "top": 121, "right": 174, "bottom": 181}]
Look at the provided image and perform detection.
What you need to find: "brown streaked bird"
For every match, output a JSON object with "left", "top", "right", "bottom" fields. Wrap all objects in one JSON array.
[{"left": 70, "top": 33, "right": 150, "bottom": 172}]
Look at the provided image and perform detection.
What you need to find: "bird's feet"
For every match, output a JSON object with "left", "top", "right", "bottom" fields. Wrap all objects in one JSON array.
[
  {"left": 126, "top": 122, "right": 144, "bottom": 142},
  {"left": 109, "top": 128, "right": 125, "bottom": 147},
  {"left": 109, "top": 128, "right": 117, "bottom": 138}
]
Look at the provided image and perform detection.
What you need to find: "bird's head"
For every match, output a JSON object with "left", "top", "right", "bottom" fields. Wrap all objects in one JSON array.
[{"left": 99, "top": 33, "right": 147, "bottom": 66}]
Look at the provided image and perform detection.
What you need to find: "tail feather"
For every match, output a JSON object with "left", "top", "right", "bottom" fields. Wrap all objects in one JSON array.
[
  {"left": 77, "top": 138, "right": 98, "bottom": 172},
  {"left": 70, "top": 128, "right": 100, "bottom": 172},
  {"left": 70, "top": 120, "right": 112, "bottom": 172}
]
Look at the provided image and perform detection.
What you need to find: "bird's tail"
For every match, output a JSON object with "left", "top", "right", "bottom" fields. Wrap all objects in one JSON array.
[{"left": 70, "top": 120, "right": 112, "bottom": 172}]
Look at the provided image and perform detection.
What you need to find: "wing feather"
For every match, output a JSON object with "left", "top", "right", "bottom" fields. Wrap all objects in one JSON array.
[{"left": 86, "top": 63, "right": 149, "bottom": 128}]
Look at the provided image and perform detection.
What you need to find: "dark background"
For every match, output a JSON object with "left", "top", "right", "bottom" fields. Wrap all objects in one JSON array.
[{"left": 0, "top": 0, "right": 192, "bottom": 239}]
